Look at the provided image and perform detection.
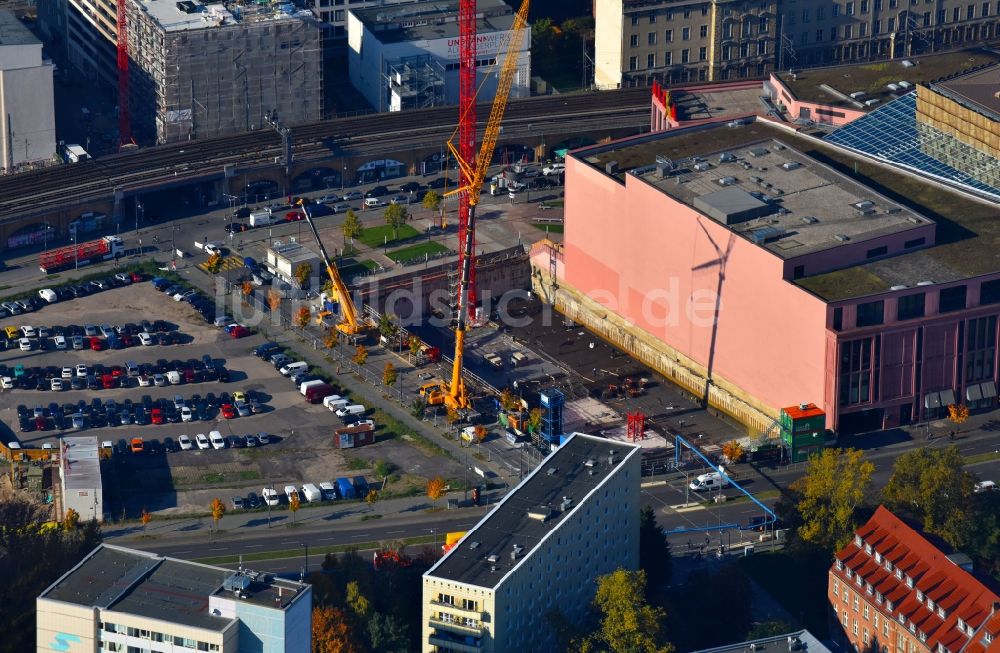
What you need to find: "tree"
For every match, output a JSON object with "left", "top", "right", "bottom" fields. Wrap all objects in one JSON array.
[
  {"left": 267, "top": 289, "right": 282, "bottom": 311},
  {"left": 377, "top": 312, "right": 398, "bottom": 339},
  {"left": 638, "top": 505, "right": 672, "bottom": 593},
  {"left": 62, "top": 508, "right": 80, "bottom": 531},
  {"left": 446, "top": 405, "right": 460, "bottom": 425},
  {"left": 367, "top": 612, "right": 408, "bottom": 653},
  {"left": 747, "top": 621, "right": 795, "bottom": 640},
  {"left": 382, "top": 362, "right": 397, "bottom": 387},
  {"left": 792, "top": 448, "right": 874, "bottom": 553},
  {"left": 373, "top": 459, "right": 393, "bottom": 483},
  {"left": 882, "top": 446, "right": 976, "bottom": 546},
  {"left": 411, "top": 397, "right": 427, "bottom": 419},
  {"left": 365, "top": 489, "right": 378, "bottom": 509},
  {"left": 342, "top": 209, "right": 363, "bottom": 241},
  {"left": 210, "top": 498, "right": 225, "bottom": 533},
  {"left": 947, "top": 403, "right": 969, "bottom": 425},
  {"left": 473, "top": 425, "right": 488, "bottom": 444},
  {"left": 427, "top": 476, "right": 447, "bottom": 504},
  {"left": 408, "top": 336, "right": 422, "bottom": 362},
  {"left": 499, "top": 388, "right": 520, "bottom": 412},
  {"left": 289, "top": 492, "right": 301, "bottom": 523},
  {"left": 422, "top": 189, "right": 441, "bottom": 212},
  {"left": 312, "top": 605, "right": 364, "bottom": 653},
  {"left": 721, "top": 440, "right": 745, "bottom": 464},
  {"left": 574, "top": 568, "right": 672, "bottom": 653},
  {"left": 353, "top": 345, "right": 368, "bottom": 366},
  {"left": 383, "top": 203, "right": 408, "bottom": 239},
  {"left": 241, "top": 279, "right": 253, "bottom": 297},
  {"left": 346, "top": 580, "right": 371, "bottom": 620},
  {"left": 206, "top": 252, "right": 222, "bottom": 273},
  {"left": 323, "top": 327, "right": 339, "bottom": 350},
  {"left": 528, "top": 407, "right": 544, "bottom": 432},
  {"left": 140, "top": 508, "right": 151, "bottom": 533},
  {"left": 295, "top": 306, "right": 312, "bottom": 328},
  {"left": 295, "top": 262, "right": 313, "bottom": 289}
]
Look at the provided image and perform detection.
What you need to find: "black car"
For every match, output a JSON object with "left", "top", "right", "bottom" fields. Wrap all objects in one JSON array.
[
  {"left": 399, "top": 181, "right": 422, "bottom": 193},
  {"left": 146, "top": 439, "right": 163, "bottom": 455},
  {"left": 366, "top": 185, "right": 388, "bottom": 197},
  {"left": 162, "top": 437, "right": 179, "bottom": 453},
  {"left": 18, "top": 415, "right": 32, "bottom": 432},
  {"left": 196, "top": 402, "right": 211, "bottom": 421},
  {"left": 427, "top": 177, "right": 455, "bottom": 189},
  {"left": 153, "top": 320, "right": 171, "bottom": 332},
  {"left": 225, "top": 222, "right": 249, "bottom": 233},
  {"left": 216, "top": 367, "right": 230, "bottom": 383},
  {"left": 204, "top": 393, "right": 218, "bottom": 408},
  {"left": 114, "top": 439, "right": 129, "bottom": 456},
  {"left": 233, "top": 207, "right": 252, "bottom": 219},
  {"left": 254, "top": 341, "right": 280, "bottom": 358}
]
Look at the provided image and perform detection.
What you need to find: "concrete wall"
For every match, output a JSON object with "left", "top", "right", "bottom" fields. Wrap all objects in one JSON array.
[
  {"left": 559, "top": 155, "right": 830, "bottom": 427},
  {"left": 595, "top": 0, "right": 625, "bottom": 90},
  {"left": 767, "top": 74, "right": 866, "bottom": 126},
  {"left": 0, "top": 39, "right": 56, "bottom": 170},
  {"left": 36, "top": 598, "right": 98, "bottom": 653}
]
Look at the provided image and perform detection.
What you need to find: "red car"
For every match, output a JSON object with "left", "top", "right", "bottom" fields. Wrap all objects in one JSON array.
[
  {"left": 130, "top": 272, "right": 143, "bottom": 283},
  {"left": 120, "top": 334, "right": 135, "bottom": 347},
  {"left": 35, "top": 416, "right": 48, "bottom": 430},
  {"left": 150, "top": 408, "right": 164, "bottom": 425},
  {"left": 220, "top": 403, "right": 236, "bottom": 419},
  {"left": 89, "top": 337, "right": 106, "bottom": 351},
  {"left": 110, "top": 366, "right": 125, "bottom": 378},
  {"left": 101, "top": 374, "right": 117, "bottom": 390},
  {"left": 285, "top": 211, "right": 303, "bottom": 222},
  {"left": 229, "top": 326, "right": 250, "bottom": 339}
]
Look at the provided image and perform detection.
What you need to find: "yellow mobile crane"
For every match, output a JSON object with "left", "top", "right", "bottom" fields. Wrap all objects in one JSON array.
[
  {"left": 419, "top": 0, "right": 530, "bottom": 411},
  {"left": 297, "top": 199, "right": 365, "bottom": 335}
]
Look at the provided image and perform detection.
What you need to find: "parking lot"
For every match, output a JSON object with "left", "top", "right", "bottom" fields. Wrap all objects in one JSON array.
[{"left": 0, "top": 280, "right": 465, "bottom": 518}]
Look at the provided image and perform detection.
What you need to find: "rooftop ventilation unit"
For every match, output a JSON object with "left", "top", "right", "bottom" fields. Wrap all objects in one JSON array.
[
  {"left": 865, "top": 99, "right": 881, "bottom": 107},
  {"left": 898, "top": 81, "right": 912, "bottom": 89},
  {"left": 850, "top": 91, "right": 867, "bottom": 99},
  {"left": 835, "top": 234, "right": 850, "bottom": 242},
  {"left": 741, "top": 161, "right": 753, "bottom": 170},
  {"left": 748, "top": 226, "right": 786, "bottom": 244},
  {"left": 852, "top": 200, "right": 876, "bottom": 214},
  {"left": 176, "top": 0, "right": 198, "bottom": 12},
  {"left": 727, "top": 119, "right": 746, "bottom": 128},
  {"left": 487, "top": 554, "right": 499, "bottom": 563},
  {"left": 749, "top": 147, "right": 769, "bottom": 158},
  {"left": 782, "top": 161, "right": 802, "bottom": 170},
  {"left": 750, "top": 176, "right": 763, "bottom": 183},
  {"left": 560, "top": 496, "right": 574, "bottom": 510},
  {"left": 890, "top": 285, "right": 908, "bottom": 291},
  {"left": 801, "top": 215, "right": 819, "bottom": 224},
  {"left": 694, "top": 161, "right": 711, "bottom": 172},
  {"left": 907, "top": 217, "right": 922, "bottom": 224},
  {"left": 775, "top": 144, "right": 786, "bottom": 150},
  {"left": 469, "top": 541, "right": 480, "bottom": 549},
  {"left": 224, "top": 573, "right": 251, "bottom": 592},
  {"left": 887, "top": 83, "right": 900, "bottom": 91},
  {"left": 584, "top": 459, "right": 597, "bottom": 467},
  {"left": 719, "top": 152, "right": 736, "bottom": 163},
  {"left": 546, "top": 467, "right": 557, "bottom": 476},
  {"left": 510, "top": 545, "right": 524, "bottom": 560},
  {"left": 605, "top": 161, "right": 619, "bottom": 175},
  {"left": 717, "top": 177, "right": 737, "bottom": 186},
  {"left": 916, "top": 280, "right": 934, "bottom": 286},
  {"left": 528, "top": 506, "right": 553, "bottom": 522},
  {"left": 901, "top": 59, "right": 915, "bottom": 67}
]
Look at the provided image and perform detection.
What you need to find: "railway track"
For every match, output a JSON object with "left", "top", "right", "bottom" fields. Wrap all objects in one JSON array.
[{"left": 0, "top": 87, "right": 651, "bottom": 219}]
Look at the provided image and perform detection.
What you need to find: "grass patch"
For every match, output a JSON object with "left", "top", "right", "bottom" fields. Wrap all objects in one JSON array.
[
  {"left": 374, "top": 408, "right": 453, "bottom": 459},
  {"left": 339, "top": 259, "right": 379, "bottom": 279},
  {"left": 238, "top": 470, "right": 260, "bottom": 481},
  {"left": 200, "top": 472, "right": 226, "bottom": 484},
  {"left": 345, "top": 457, "right": 370, "bottom": 471},
  {"left": 357, "top": 223, "right": 419, "bottom": 248},
  {"left": 965, "top": 450, "right": 1000, "bottom": 465},
  {"left": 385, "top": 241, "right": 449, "bottom": 263},
  {"left": 194, "top": 533, "right": 439, "bottom": 565},
  {"left": 738, "top": 551, "right": 829, "bottom": 637},
  {"left": 532, "top": 223, "right": 564, "bottom": 234}
]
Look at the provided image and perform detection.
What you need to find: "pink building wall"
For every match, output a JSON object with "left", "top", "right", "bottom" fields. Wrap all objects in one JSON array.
[
  {"left": 767, "top": 74, "right": 867, "bottom": 126},
  {"left": 562, "top": 155, "right": 831, "bottom": 421},
  {"left": 782, "top": 224, "right": 935, "bottom": 279}
]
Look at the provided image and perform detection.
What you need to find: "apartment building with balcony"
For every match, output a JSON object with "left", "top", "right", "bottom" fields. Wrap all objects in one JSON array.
[
  {"left": 421, "top": 432, "right": 642, "bottom": 652},
  {"left": 829, "top": 506, "right": 1000, "bottom": 653}
]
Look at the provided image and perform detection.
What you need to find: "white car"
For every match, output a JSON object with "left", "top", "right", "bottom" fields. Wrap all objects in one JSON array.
[
  {"left": 75, "top": 364, "right": 88, "bottom": 378},
  {"left": 18, "top": 338, "right": 32, "bottom": 351},
  {"left": 52, "top": 335, "right": 67, "bottom": 350},
  {"left": 343, "top": 191, "right": 363, "bottom": 201},
  {"left": 178, "top": 434, "right": 193, "bottom": 450},
  {"left": 138, "top": 374, "right": 151, "bottom": 387},
  {"left": 209, "top": 430, "right": 226, "bottom": 450},
  {"left": 114, "top": 272, "right": 132, "bottom": 284},
  {"left": 204, "top": 243, "right": 222, "bottom": 256},
  {"left": 20, "top": 326, "right": 37, "bottom": 338},
  {"left": 138, "top": 332, "right": 154, "bottom": 346},
  {"left": 974, "top": 480, "right": 997, "bottom": 493},
  {"left": 262, "top": 487, "right": 279, "bottom": 506},
  {"left": 71, "top": 413, "right": 85, "bottom": 429},
  {"left": 71, "top": 336, "right": 84, "bottom": 350},
  {"left": 1, "top": 377, "right": 12, "bottom": 389},
  {"left": 180, "top": 406, "right": 194, "bottom": 422},
  {"left": 542, "top": 163, "right": 565, "bottom": 176},
  {"left": 195, "top": 433, "right": 210, "bottom": 450},
  {"left": 61, "top": 367, "right": 73, "bottom": 380},
  {"left": 50, "top": 378, "right": 64, "bottom": 391}
]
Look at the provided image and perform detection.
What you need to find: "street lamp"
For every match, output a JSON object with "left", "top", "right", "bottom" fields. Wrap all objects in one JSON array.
[
  {"left": 72, "top": 233, "right": 79, "bottom": 271},
  {"left": 300, "top": 542, "right": 309, "bottom": 577}
]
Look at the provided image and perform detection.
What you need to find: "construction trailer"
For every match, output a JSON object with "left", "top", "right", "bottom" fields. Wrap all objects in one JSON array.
[{"left": 334, "top": 424, "right": 376, "bottom": 449}]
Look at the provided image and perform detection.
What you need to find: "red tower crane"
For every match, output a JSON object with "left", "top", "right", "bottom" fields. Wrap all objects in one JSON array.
[
  {"left": 457, "top": 0, "right": 477, "bottom": 321},
  {"left": 117, "top": 0, "right": 132, "bottom": 147}
]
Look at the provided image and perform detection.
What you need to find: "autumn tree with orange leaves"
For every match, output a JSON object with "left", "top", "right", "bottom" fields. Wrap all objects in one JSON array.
[{"left": 312, "top": 605, "right": 365, "bottom": 653}]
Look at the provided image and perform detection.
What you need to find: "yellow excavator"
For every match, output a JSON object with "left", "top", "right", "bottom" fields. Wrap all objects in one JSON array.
[
  {"left": 418, "top": 0, "right": 530, "bottom": 411},
  {"left": 298, "top": 199, "right": 365, "bottom": 335}
]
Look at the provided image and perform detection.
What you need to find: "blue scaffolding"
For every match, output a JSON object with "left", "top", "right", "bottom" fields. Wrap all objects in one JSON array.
[{"left": 539, "top": 388, "right": 565, "bottom": 445}]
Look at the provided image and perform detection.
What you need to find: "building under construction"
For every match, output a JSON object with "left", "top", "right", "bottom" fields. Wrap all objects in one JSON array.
[{"left": 125, "top": 0, "right": 323, "bottom": 144}]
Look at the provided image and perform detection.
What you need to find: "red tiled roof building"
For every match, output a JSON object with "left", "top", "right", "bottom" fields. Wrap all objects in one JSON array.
[{"left": 829, "top": 506, "right": 1000, "bottom": 653}]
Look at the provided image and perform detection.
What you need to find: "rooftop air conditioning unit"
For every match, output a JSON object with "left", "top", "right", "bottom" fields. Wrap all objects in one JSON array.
[
  {"left": 782, "top": 161, "right": 802, "bottom": 170},
  {"left": 835, "top": 234, "right": 850, "bottom": 242},
  {"left": 717, "top": 176, "right": 737, "bottom": 186},
  {"left": 694, "top": 161, "right": 711, "bottom": 171},
  {"left": 719, "top": 152, "right": 736, "bottom": 163}
]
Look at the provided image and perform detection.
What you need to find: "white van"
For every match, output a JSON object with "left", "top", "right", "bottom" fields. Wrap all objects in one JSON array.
[
  {"left": 166, "top": 370, "right": 182, "bottom": 385},
  {"left": 335, "top": 404, "right": 366, "bottom": 418},
  {"left": 249, "top": 209, "right": 273, "bottom": 227},
  {"left": 301, "top": 483, "right": 322, "bottom": 502},
  {"left": 280, "top": 361, "right": 308, "bottom": 377},
  {"left": 326, "top": 398, "right": 349, "bottom": 412},
  {"left": 262, "top": 487, "right": 279, "bottom": 506},
  {"left": 300, "top": 379, "right": 327, "bottom": 396},
  {"left": 689, "top": 470, "right": 730, "bottom": 492},
  {"left": 322, "top": 394, "right": 343, "bottom": 409},
  {"left": 284, "top": 485, "right": 300, "bottom": 502},
  {"left": 38, "top": 288, "right": 58, "bottom": 303},
  {"left": 364, "top": 197, "right": 384, "bottom": 208}
]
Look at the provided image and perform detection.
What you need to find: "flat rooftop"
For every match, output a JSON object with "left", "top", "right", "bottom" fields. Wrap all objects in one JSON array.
[
  {"left": 934, "top": 64, "right": 1000, "bottom": 120},
  {"left": 776, "top": 48, "right": 1000, "bottom": 109},
  {"left": 0, "top": 8, "right": 39, "bottom": 47},
  {"left": 427, "top": 432, "right": 638, "bottom": 588},
  {"left": 41, "top": 544, "right": 307, "bottom": 630},
  {"left": 352, "top": 0, "right": 515, "bottom": 45},
  {"left": 578, "top": 120, "right": 930, "bottom": 259},
  {"left": 691, "top": 630, "right": 832, "bottom": 653},
  {"left": 136, "top": 0, "right": 310, "bottom": 32},
  {"left": 269, "top": 242, "right": 320, "bottom": 264},
  {"left": 62, "top": 436, "right": 101, "bottom": 491}
]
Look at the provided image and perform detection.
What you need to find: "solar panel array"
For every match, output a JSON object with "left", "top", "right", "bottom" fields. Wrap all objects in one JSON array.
[{"left": 823, "top": 93, "right": 1000, "bottom": 201}]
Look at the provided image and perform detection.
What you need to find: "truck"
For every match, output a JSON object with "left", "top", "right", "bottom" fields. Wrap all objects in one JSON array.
[
  {"left": 336, "top": 477, "right": 356, "bottom": 499},
  {"left": 689, "top": 470, "right": 730, "bottom": 492},
  {"left": 40, "top": 235, "right": 125, "bottom": 274},
  {"left": 304, "top": 383, "right": 335, "bottom": 404},
  {"left": 249, "top": 209, "right": 273, "bottom": 228},
  {"left": 63, "top": 144, "right": 90, "bottom": 163},
  {"left": 301, "top": 483, "right": 322, "bottom": 502},
  {"left": 336, "top": 404, "right": 366, "bottom": 419},
  {"left": 335, "top": 423, "right": 375, "bottom": 449},
  {"left": 300, "top": 379, "right": 327, "bottom": 396},
  {"left": 319, "top": 481, "right": 337, "bottom": 500}
]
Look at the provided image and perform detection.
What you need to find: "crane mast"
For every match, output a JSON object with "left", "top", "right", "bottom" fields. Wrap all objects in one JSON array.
[{"left": 298, "top": 200, "right": 364, "bottom": 334}]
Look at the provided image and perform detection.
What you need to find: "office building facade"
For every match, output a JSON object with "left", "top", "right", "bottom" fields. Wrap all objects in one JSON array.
[{"left": 422, "top": 432, "right": 641, "bottom": 652}]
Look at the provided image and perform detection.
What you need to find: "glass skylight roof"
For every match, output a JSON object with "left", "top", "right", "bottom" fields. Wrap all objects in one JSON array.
[{"left": 824, "top": 93, "right": 1000, "bottom": 202}]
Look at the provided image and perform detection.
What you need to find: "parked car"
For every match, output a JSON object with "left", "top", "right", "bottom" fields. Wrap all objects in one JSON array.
[
  {"left": 209, "top": 430, "right": 226, "bottom": 449},
  {"left": 195, "top": 433, "right": 210, "bottom": 450},
  {"left": 178, "top": 434, "right": 193, "bottom": 450}
]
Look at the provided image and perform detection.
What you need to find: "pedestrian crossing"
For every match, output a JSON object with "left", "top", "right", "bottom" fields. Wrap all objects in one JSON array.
[{"left": 197, "top": 254, "right": 245, "bottom": 273}]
